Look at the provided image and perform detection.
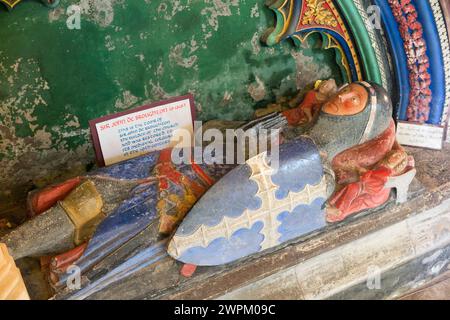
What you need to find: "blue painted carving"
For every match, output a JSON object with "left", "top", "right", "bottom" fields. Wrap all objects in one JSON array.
[
  {"left": 199, "top": 162, "right": 237, "bottom": 182},
  {"left": 60, "top": 182, "right": 159, "bottom": 281},
  {"left": 265, "top": 0, "right": 359, "bottom": 82},
  {"left": 413, "top": 0, "right": 445, "bottom": 124},
  {"left": 175, "top": 163, "right": 262, "bottom": 237},
  {"left": 303, "top": 29, "right": 359, "bottom": 82},
  {"left": 277, "top": 197, "right": 326, "bottom": 243},
  {"left": 64, "top": 240, "right": 168, "bottom": 300},
  {"left": 89, "top": 152, "right": 159, "bottom": 180},
  {"left": 271, "top": 137, "right": 323, "bottom": 200},
  {"left": 374, "top": 0, "right": 410, "bottom": 121},
  {"left": 376, "top": 0, "right": 447, "bottom": 125},
  {"left": 56, "top": 149, "right": 236, "bottom": 288},
  {"left": 169, "top": 138, "right": 327, "bottom": 266},
  {"left": 178, "top": 222, "right": 265, "bottom": 266}
]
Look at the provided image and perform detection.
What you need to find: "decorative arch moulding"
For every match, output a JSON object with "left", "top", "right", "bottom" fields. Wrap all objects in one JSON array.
[
  {"left": 264, "top": 0, "right": 450, "bottom": 149},
  {"left": 0, "top": 0, "right": 59, "bottom": 10},
  {"left": 440, "top": 0, "right": 450, "bottom": 142}
]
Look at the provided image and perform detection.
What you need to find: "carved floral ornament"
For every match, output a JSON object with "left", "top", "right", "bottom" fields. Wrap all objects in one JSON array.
[
  {"left": 302, "top": 0, "right": 338, "bottom": 28},
  {"left": 387, "top": 0, "right": 432, "bottom": 123}
]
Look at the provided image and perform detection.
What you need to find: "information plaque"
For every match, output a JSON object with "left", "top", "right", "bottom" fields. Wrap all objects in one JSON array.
[{"left": 90, "top": 95, "right": 195, "bottom": 166}]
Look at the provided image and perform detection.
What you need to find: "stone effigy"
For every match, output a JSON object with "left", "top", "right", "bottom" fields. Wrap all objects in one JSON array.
[
  {"left": 0, "top": 80, "right": 416, "bottom": 298},
  {"left": 2, "top": 148, "right": 235, "bottom": 287},
  {"left": 167, "top": 81, "right": 416, "bottom": 266},
  {"left": 2, "top": 0, "right": 450, "bottom": 301}
]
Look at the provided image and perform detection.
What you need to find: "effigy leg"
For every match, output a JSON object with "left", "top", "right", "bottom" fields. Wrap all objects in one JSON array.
[
  {"left": 326, "top": 168, "right": 392, "bottom": 223},
  {"left": 28, "top": 177, "right": 82, "bottom": 217},
  {"left": 326, "top": 118, "right": 417, "bottom": 223}
]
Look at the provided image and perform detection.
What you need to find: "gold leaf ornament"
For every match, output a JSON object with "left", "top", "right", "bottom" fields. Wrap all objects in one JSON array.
[{"left": 303, "top": 0, "right": 338, "bottom": 28}]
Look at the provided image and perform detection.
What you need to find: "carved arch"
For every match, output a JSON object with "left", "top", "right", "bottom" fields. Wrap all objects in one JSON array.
[
  {"left": 263, "top": 0, "right": 450, "bottom": 127},
  {"left": 263, "top": 0, "right": 383, "bottom": 85}
]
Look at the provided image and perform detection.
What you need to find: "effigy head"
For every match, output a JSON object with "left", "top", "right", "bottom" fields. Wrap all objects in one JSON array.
[
  {"left": 322, "top": 83, "right": 369, "bottom": 115},
  {"left": 309, "top": 81, "right": 393, "bottom": 160}
]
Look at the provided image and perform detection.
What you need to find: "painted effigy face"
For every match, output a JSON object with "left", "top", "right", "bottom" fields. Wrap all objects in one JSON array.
[{"left": 322, "top": 84, "right": 368, "bottom": 116}]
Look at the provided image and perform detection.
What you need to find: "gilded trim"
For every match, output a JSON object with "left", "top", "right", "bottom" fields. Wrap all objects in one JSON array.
[{"left": 0, "top": 0, "right": 21, "bottom": 9}]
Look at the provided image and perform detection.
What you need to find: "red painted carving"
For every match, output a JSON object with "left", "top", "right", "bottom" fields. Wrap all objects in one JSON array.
[
  {"left": 388, "top": 0, "right": 432, "bottom": 123},
  {"left": 156, "top": 149, "right": 209, "bottom": 234},
  {"left": 327, "top": 168, "right": 392, "bottom": 222},
  {"left": 180, "top": 263, "right": 197, "bottom": 278},
  {"left": 156, "top": 149, "right": 206, "bottom": 198},
  {"left": 283, "top": 79, "right": 338, "bottom": 125},
  {"left": 50, "top": 243, "right": 88, "bottom": 274},
  {"left": 44, "top": 243, "right": 88, "bottom": 285},
  {"left": 283, "top": 90, "right": 320, "bottom": 125},
  {"left": 327, "top": 121, "right": 414, "bottom": 222},
  {"left": 28, "top": 177, "right": 82, "bottom": 217}
]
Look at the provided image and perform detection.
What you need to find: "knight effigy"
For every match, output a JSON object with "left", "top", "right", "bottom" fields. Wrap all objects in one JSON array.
[
  {"left": 1, "top": 0, "right": 450, "bottom": 300},
  {"left": 168, "top": 81, "right": 416, "bottom": 265},
  {"left": 0, "top": 80, "right": 416, "bottom": 298}
]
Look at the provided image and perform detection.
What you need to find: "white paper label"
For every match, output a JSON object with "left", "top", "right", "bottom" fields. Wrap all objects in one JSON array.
[
  {"left": 396, "top": 122, "right": 444, "bottom": 150},
  {"left": 95, "top": 98, "right": 193, "bottom": 166}
]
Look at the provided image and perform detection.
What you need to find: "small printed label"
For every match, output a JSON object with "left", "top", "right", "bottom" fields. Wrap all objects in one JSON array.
[
  {"left": 396, "top": 121, "right": 444, "bottom": 150},
  {"left": 90, "top": 95, "right": 195, "bottom": 166}
]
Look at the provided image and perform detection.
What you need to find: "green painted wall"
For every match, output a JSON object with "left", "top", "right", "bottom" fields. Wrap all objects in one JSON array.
[{"left": 0, "top": 0, "right": 341, "bottom": 208}]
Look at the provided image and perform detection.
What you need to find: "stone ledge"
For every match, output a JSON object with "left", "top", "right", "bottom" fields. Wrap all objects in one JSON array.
[{"left": 219, "top": 198, "right": 450, "bottom": 299}]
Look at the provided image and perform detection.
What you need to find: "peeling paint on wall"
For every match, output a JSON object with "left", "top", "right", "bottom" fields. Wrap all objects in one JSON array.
[
  {"left": 248, "top": 76, "right": 266, "bottom": 102},
  {"left": 291, "top": 51, "right": 333, "bottom": 91},
  {"left": 169, "top": 42, "right": 199, "bottom": 69},
  {"left": 0, "top": 0, "right": 342, "bottom": 210},
  {"left": 78, "top": 0, "right": 120, "bottom": 27},
  {"left": 201, "top": 0, "right": 240, "bottom": 32},
  {"left": 114, "top": 90, "right": 138, "bottom": 110}
]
